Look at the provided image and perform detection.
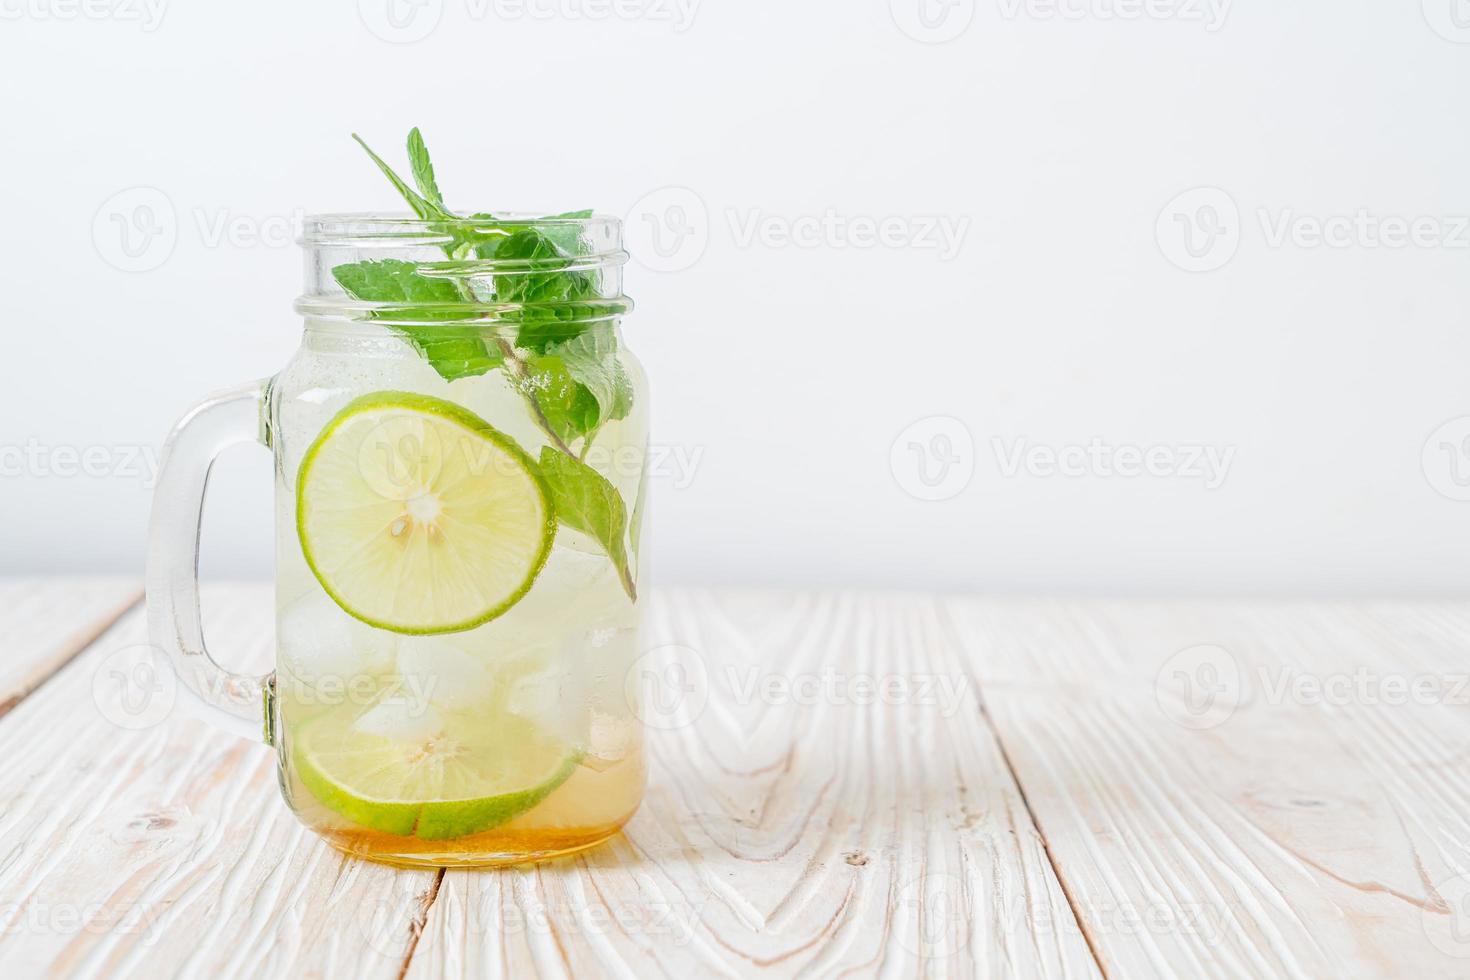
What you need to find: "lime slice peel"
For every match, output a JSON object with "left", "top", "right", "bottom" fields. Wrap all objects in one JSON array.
[
  {"left": 295, "top": 391, "right": 557, "bottom": 635},
  {"left": 295, "top": 706, "right": 580, "bottom": 840}
]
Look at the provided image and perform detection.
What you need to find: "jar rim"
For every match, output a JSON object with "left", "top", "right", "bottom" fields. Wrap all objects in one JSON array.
[{"left": 301, "top": 211, "right": 621, "bottom": 246}]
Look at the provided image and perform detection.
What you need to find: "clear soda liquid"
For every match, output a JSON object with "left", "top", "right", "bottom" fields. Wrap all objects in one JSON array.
[{"left": 270, "top": 325, "right": 648, "bottom": 867}]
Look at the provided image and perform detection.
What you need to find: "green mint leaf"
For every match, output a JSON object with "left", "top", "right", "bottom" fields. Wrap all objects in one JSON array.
[
  {"left": 538, "top": 447, "right": 636, "bottom": 601},
  {"left": 465, "top": 213, "right": 512, "bottom": 259},
  {"left": 406, "top": 127, "right": 444, "bottom": 208},
  {"left": 524, "top": 354, "right": 600, "bottom": 443},
  {"left": 628, "top": 450, "right": 648, "bottom": 565},
  {"left": 495, "top": 229, "right": 595, "bottom": 303},
  {"left": 541, "top": 210, "right": 593, "bottom": 253},
  {"left": 513, "top": 302, "right": 617, "bottom": 352},
  {"left": 352, "top": 133, "right": 453, "bottom": 222},
  {"left": 492, "top": 228, "right": 605, "bottom": 351},
  {"left": 547, "top": 323, "right": 633, "bottom": 423},
  {"left": 472, "top": 211, "right": 593, "bottom": 259},
  {"left": 332, "top": 259, "right": 500, "bottom": 382}
]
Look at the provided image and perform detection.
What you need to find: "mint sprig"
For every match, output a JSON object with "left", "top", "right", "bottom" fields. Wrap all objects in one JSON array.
[
  {"left": 351, "top": 133, "right": 451, "bottom": 223},
  {"left": 334, "top": 129, "right": 639, "bottom": 601}
]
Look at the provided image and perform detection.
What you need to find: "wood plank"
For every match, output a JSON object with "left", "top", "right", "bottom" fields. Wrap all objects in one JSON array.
[
  {"left": 0, "top": 583, "right": 440, "bottom": 979},
  {"left": 0, "top": 577, "right": 139, "bottom": 715},
  {"left": 946, "top": 598, "right": 1470, "bottom": 979},
  {"left": 407, "top": 590, "right": 1101, "bottom": 979}
]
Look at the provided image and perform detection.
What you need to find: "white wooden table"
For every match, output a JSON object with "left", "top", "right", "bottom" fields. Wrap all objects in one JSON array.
[{"left": 3, "top": 577, "right": 1469, "bottom": 978}]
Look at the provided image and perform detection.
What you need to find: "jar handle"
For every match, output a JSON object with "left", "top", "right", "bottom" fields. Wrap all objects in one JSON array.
[{"left": 145, "top": 380, "right": 275, "bottom": 744}]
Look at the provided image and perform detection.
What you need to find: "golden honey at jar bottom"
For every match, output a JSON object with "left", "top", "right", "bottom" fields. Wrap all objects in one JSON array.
[{"left": 285, "top": 759, "right": 645, "bottom": 867}]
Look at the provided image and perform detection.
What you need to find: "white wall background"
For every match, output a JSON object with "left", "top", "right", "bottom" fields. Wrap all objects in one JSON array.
[{"left": 2, "top": 1, "right": 1468, "bottom": 594}]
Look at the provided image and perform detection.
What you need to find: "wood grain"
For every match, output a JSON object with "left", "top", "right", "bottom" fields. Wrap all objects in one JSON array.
[
  {"left": 407, "top": 589, "right": 1100, "bottom": 979},
  {"left": 0, "top": 576, "right": 139, "bottom": 715},
  {"left": 0, "top": 584, "right": 440, "bottom": 980},
  {"left": 7, "top": 584, "right": 1468, "bottom": 979},
  {"left": 946, "top": 598, "right": 1470, "bottom": 979}
]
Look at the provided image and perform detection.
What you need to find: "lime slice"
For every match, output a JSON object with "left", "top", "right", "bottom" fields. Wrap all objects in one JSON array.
[
  {"left": 294, "top": 703, "right": 579, "bottom": 840},
  {"left": 296, "top": 392, "right": 556, "bottom": 635}
]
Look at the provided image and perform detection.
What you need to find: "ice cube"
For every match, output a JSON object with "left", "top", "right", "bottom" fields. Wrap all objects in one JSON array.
[
  {"left": 278, "top": 591, "right": 397, "bottom": 686},
  {"left": 516, "top": 541, "right": 635, "bottom": 629},
  {"left": 581, "top": 712, "right": 639, "bottom": 771},
  {"left": 395, "top": 635, "right": 500, "bottom": 711},
  {"left": 354, "top": 701, "right": 445, "bottom": 742},
  {"left": 503, "top": 648, "right": 592, "bottom": 747}
]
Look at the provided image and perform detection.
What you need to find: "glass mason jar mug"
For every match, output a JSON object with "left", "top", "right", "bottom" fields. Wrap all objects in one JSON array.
[{"left": 146, "top": 214, "right": 649, "bottom": 868}]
